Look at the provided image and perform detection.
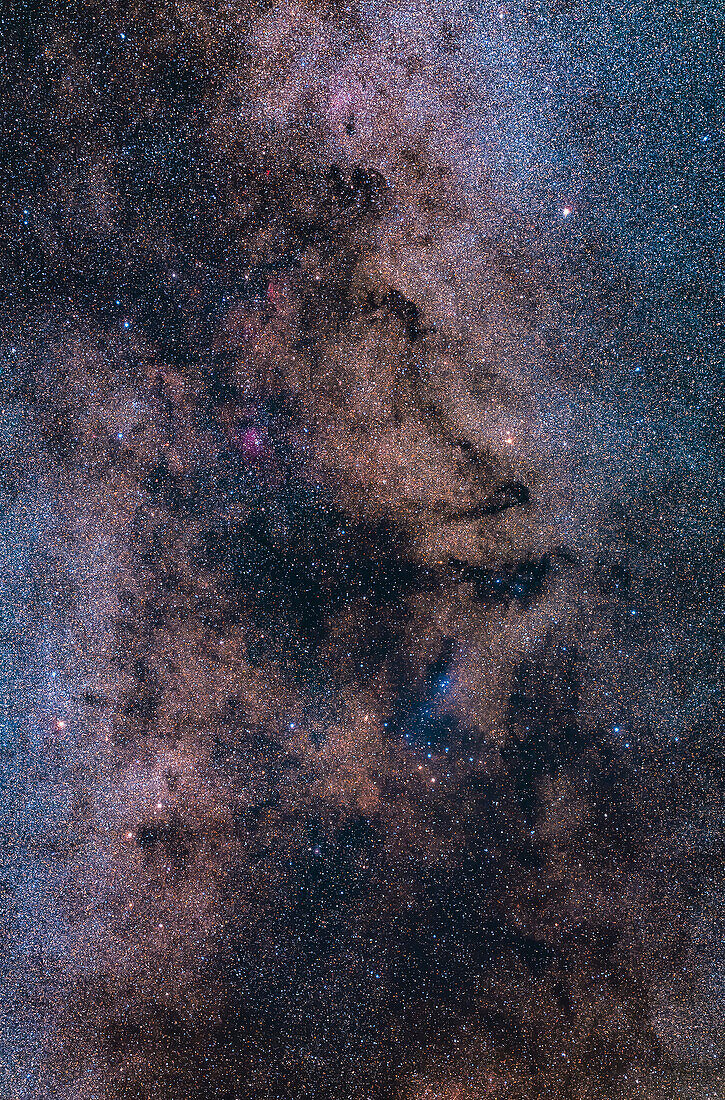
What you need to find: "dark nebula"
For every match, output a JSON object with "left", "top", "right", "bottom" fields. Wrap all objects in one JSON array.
[{"left": 1, "top": 1, "right": 722, "bottom": 1098}]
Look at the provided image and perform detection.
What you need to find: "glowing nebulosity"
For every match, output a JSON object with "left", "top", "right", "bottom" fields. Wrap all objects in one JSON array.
[{"left": 0, "top": 1, "right": 721, "bottom": 1099}]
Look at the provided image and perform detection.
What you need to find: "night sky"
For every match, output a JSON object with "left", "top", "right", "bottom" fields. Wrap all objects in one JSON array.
[{"left": 1, "top": 1, "right": 723, "bottom": 1098}]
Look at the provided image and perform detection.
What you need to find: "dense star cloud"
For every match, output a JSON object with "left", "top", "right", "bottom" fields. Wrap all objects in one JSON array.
[{"left": 1, "top": 1, "right": 722, "bottom": 1098}]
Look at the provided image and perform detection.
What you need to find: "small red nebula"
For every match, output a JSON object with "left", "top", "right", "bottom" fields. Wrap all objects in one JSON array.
[{"left": 236, "top": 426, "right": 266, "bottom": 460}]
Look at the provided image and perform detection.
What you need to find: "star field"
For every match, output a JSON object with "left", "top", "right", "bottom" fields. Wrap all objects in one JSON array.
[{"left": 0, "top": 1, "right": 722, "bottom": 1098}]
